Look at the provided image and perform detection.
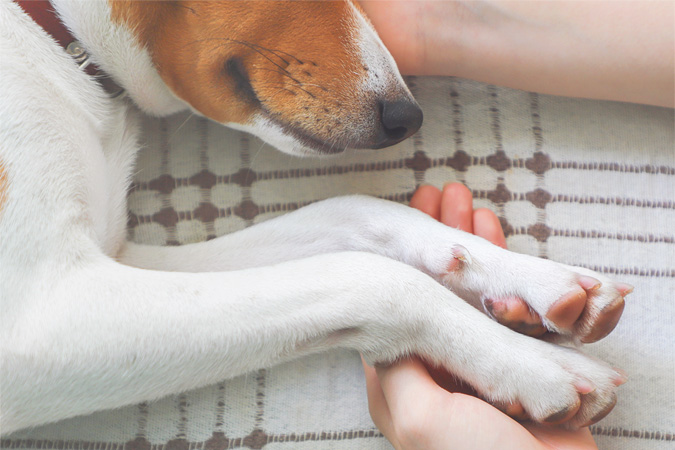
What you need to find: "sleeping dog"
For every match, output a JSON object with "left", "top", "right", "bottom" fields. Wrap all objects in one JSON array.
[{"left": 0, "top": 0, "right": 630, "bottom": 433}]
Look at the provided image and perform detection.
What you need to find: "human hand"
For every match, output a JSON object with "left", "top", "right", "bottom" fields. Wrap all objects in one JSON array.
[{"left": 362, "top": 183, "right": 599, "bottom": 450}]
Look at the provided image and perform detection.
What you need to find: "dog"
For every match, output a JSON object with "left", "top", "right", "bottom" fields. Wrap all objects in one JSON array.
[{"left": 0, "top": 0, "right": 632, "bottom": 434}]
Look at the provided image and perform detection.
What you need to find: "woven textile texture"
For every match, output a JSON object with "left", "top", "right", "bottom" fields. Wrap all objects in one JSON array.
[{"left": 3, "top": 77, "right": 674, "bottom": 449}]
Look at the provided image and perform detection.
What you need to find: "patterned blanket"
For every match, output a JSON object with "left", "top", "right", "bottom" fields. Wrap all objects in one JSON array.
[{"left": 3, "top": 77, "right": 673, "bottom": 450}]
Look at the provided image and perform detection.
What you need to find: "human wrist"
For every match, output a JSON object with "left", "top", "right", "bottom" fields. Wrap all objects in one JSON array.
[{"left": 359, "top": 1, "right": 468, "bottom": 76}]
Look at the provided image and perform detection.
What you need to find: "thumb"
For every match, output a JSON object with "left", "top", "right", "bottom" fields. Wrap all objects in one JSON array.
[
  {"left": 375, "top": 357, "right": 542, "bottom": 450},
  {"left": 375, "top": 357, "right": 443, "bottom": 413}
]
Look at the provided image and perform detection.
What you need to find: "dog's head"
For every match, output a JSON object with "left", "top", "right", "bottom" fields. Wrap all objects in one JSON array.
[{"left": 110, "top": 0, "right": 422, "bottom": 155}]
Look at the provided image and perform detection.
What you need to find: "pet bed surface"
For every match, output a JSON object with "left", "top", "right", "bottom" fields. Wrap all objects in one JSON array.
[{"left": 3, "top": 77, "right": 674, "bottom": 450}]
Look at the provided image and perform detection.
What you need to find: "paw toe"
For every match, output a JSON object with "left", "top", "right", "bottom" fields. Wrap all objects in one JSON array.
[
  {"left": 475, "top": 267, "right": 630, "bottom": 342},
  {"left": 579, "top": 393, "right": 618, "bottom": 427},
  {"left": 495, "top": 401, "right": 528, "bottom": 421},
  {"left": 485, "top": 297, "right": 547, "bottom": 337},
  {"left": 543, "top": 397, "right": 581, "bottom": 425},
  {"left": 581, "top": 296, "right": 625, "bottom": 343},
  {"left": 546, "top": 286, "right": 587, "bottom": 330},
  {"left": 506, "top": 402, "right": 528, "bottom": 421}
]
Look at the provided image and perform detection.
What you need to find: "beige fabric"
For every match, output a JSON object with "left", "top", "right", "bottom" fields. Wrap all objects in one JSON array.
[{"left": 3, "top": 77, "right": 674, "bottom": 449}]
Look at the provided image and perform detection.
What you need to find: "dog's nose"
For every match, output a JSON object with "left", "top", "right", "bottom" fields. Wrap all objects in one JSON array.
[{"left": 373, "top": 99, "right": 424, "bottom": 149}]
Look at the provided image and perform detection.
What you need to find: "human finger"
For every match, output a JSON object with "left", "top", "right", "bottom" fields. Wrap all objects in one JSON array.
[
  {"left": 440, "top": 183, "right": 473, "bottom": 232},
  {"left": 525, "top": 423, "right": 599, "bottom": 450},
  {"left": 473, "top": 208, "right": 507, "bottom": 248},
  {"left": 410, "top": 185, "right": 442, "bottom": 220},
  {"left": 376, "top": 358, "right": 544, "bottom": 450},
  {"left": 375, "top": 357, "right": 441, "bottom": 415},
  {"left": 361, "top": 357, "right": 397, "bottom": 444}
]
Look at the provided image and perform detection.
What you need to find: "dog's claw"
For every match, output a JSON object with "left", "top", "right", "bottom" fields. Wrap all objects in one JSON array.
[
  {"left": 452, "top": 244, "right": 471, "bottom": 263},
  {"left": 574, "top": 378, "right": 596, "bottom": 395},
  {"left": 615, "top": 282, "right": 634, "bottom": 296},
  {"left": 447, "top": 245, "right": 471, "bottom": 272},
  {"left": 578, "top": 275, "right": 602, "bottom": 291},
  {"left": 612, "top": 368, "right": 628, "bottom": 386}
]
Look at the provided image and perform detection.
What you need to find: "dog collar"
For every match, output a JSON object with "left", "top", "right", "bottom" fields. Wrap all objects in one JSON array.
[{"left": 16, "top": 0, "right": 125, "bottom": 98}]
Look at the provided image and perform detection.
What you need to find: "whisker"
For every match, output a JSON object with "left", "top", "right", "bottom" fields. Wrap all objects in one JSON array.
[
  {"left": 255, "top": 79, "right": 315, "bottom": 99},
  {"left": 170, "top": 113, "right": 196, "bottom": 141},
  {"left": 172, "top": 3, "right": 198, "bottom": 15},
  {"left": 183, "top": 38, "right": 326, "bottom": 100},
  {"left": 248, "top": 42, "right": 304, "bottom": 65},
  {"left": 252, "top": 67, "right": 328, "bottom": 93},
  {"left": 252, "top": 67, "right": 304, "bottom": 88},
  {"left": 244, "top": 42, "right": 290, "bottom": 66},
  {"left": 185, "top": 38, "right": 314, "bottom": 94},
  {"left": 186, "top": 37, "right": 294, "bottom": 78},
  {"left": 249, "top": 140, "right": 267, "bottom": 176}
]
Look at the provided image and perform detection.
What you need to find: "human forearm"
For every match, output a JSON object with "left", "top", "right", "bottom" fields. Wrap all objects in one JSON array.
[{"left": 360, "top": 1, "right": 674, "bottom": 107}]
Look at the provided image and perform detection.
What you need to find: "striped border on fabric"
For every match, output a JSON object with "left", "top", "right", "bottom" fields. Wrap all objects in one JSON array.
[{"left": 4, "top": 426, "right": 675, "bottom": 450}]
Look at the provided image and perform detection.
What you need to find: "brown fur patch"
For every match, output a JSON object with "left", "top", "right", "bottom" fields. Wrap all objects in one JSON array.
[
  {"left": 109, "top": 1, "right": 373, "bottom": 148},
  {"left": 0, "top": 160, "right": 8, "bottom": 217}
]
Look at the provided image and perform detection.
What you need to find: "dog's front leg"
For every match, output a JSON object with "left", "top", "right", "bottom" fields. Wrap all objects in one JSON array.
[
  {"left": 3, "top": 250, "right": 622, "bottom": 433},
  {"left": 118, "top": 195, "right": 419, "bottom": 272},
  {"left": 120, "top": 195, "right": 628, "bottom": 344},
  {"left": 119, "top": 195, "right": 481, "bottom": 272},
  {"left": 1, "top": 251, "right": 446, "bottom": 432}
]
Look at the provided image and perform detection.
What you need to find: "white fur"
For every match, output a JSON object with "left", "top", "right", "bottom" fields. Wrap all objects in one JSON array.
[
  {"left": 51, "top": 0, "right": 185, "bottom": 115},
  {"left": 228, "top": 115, "right": 318, "bottom": 157},
  {"left": 347, "top": 1, "right": 410, "bottom": 97},
  {"left": 0, "top": 0, "right": 622, "bottom": 435}
]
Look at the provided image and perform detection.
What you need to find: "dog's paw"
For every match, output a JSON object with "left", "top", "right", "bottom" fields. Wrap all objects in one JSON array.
[
  {"left": 482, "top": 271, "right": 632, "bottom": 343},
  {"left": 436, "top": 242, "right": 632, "bottom": 343},
  {"left": 480, "top": 340, "right": 625, "bottom": 428}
]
